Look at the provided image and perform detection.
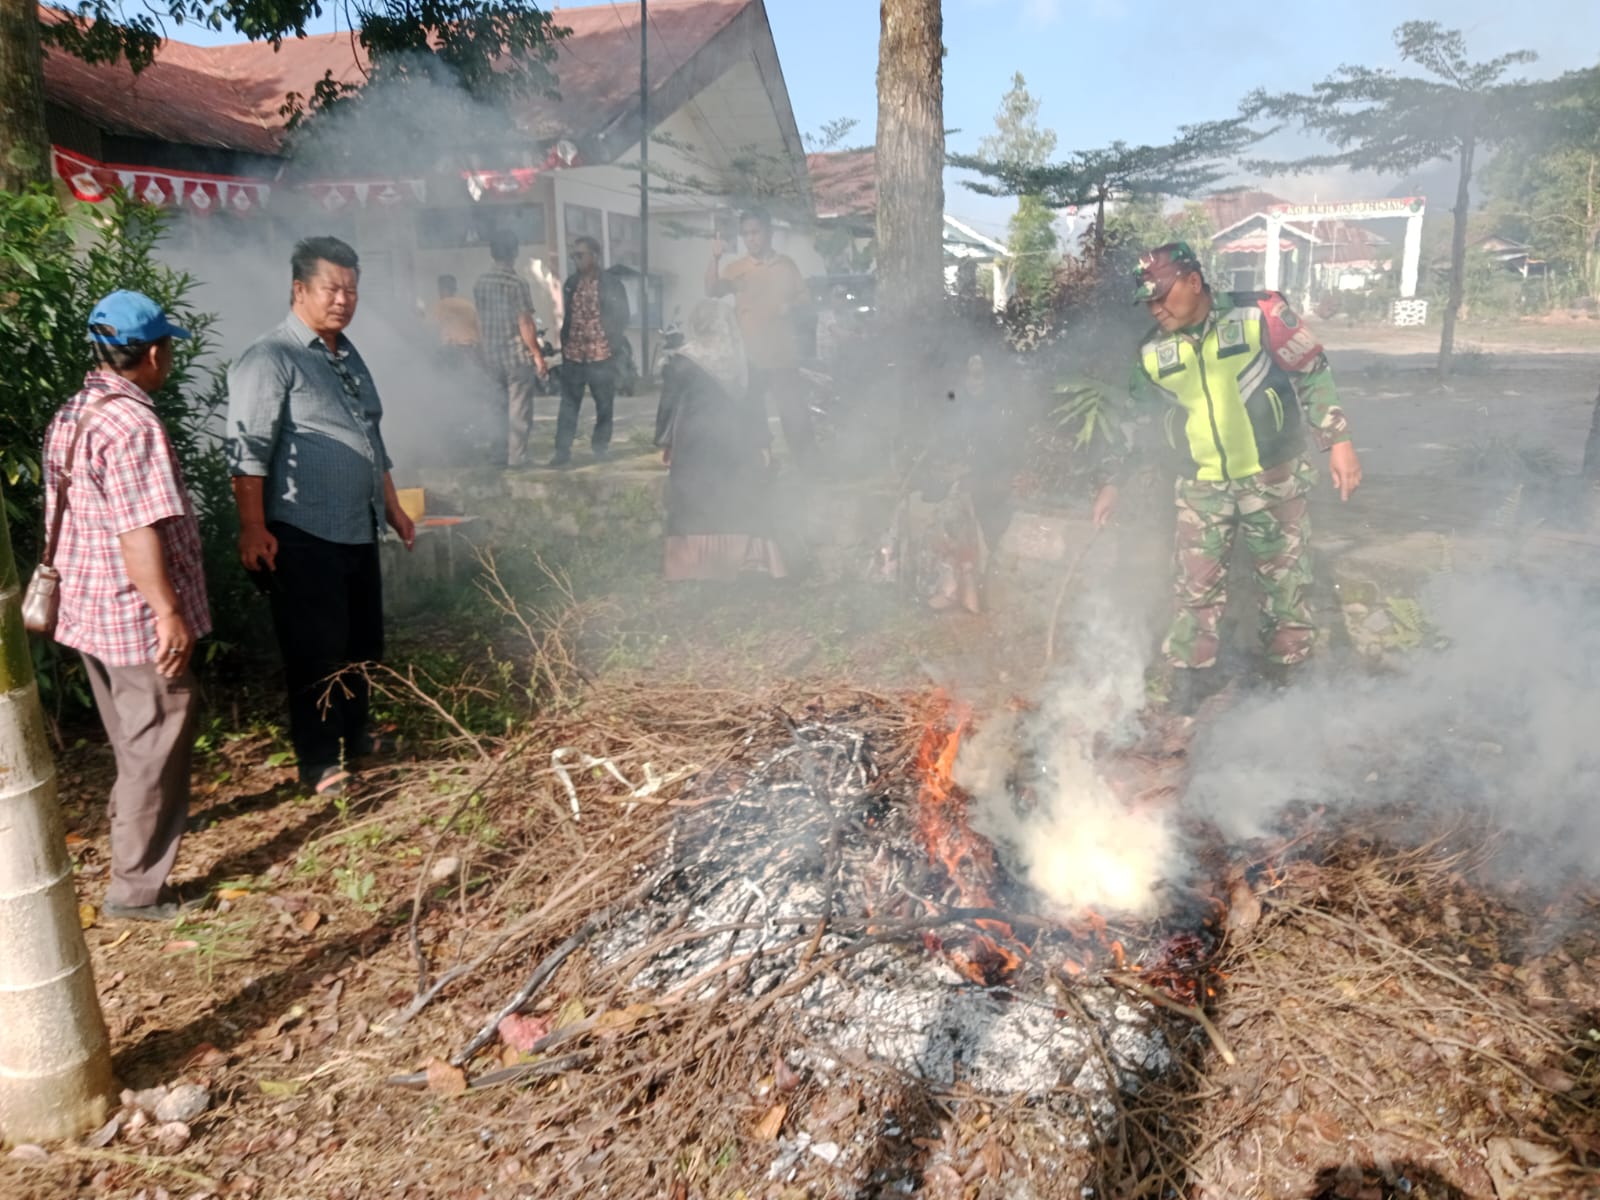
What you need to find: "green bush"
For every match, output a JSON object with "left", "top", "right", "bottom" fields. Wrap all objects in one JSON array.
[{"left": 0, "top": 188, "right": 261, "bottom": 716}]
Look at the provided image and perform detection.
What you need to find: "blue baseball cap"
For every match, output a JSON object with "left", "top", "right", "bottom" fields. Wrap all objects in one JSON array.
[{"left": 88, "top": 290, "right": 191, "bottom": 346}]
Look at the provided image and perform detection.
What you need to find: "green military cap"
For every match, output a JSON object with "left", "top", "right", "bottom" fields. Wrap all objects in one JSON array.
[{"left": 1133, "top": 241, "right": 1202, "bottom": 303}]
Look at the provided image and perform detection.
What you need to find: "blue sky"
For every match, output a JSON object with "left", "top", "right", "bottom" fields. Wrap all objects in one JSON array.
[
  {"left": 766, "top": 0, "right": 1600, "bottom": 237},
  {"left": 173, "top": 0, "right": 1600, "bottom": 239}
]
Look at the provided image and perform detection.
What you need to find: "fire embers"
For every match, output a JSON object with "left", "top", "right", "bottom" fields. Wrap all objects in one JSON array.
[
  {"left": 912, "top": 698, "right": 1025, "bottom": 985},
  {"left": 914, "top": 692, "right": 1222, "bottom": 999}
]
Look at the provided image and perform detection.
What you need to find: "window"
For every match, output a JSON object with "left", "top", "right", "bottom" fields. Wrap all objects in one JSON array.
[
  {"left": 417, "top": 203, "right": 546, "bottom": 250},
  {"left": 607, "top": 211, "right": 642, "bottom": 270},
  {"left": 563, "top": 203, "right": 604, "bottom": 251}
]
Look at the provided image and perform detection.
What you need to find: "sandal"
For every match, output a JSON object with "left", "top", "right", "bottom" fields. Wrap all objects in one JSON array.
[{"left": 312, "top": 766, "right": 351, "bottom": 796}]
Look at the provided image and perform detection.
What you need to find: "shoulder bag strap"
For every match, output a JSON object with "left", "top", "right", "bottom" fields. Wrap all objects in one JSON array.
[{"left": 39, "top": 394, "right": 116, "bottom": 568}]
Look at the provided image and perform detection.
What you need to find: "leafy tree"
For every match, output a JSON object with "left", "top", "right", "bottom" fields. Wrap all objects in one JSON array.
[
  {"left": 805, "top": 117, "right": 865, "bottom": 153},
  {"left": 1247, "top": 21, "right": 1538, "bottom": 378},
  {"left": 876, "top": 0, "right": 945, "bottom": 324},
  {"left": 974, "top": 73, "right": 1058, "bottom": 306},
  {"left": 952, "top": 116, "right": 1262, "bottom": 256},
  {"left": 1007, "top": 193, "right": 1058, "bottom": 304},
  {"left": 1482, "top": 66, "right": 1600, "bottom": 302},
  {"left": 975, "top": 72, "right": 1056, "bottom": 171}
]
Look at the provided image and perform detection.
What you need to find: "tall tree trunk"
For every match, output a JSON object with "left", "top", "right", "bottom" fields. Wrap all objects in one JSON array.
[
  {"left": 0, "top": 485, "right": 117, "bottom": 1140},
  {"left": 875, "top": 0, "right": 944, "bottom": 325},
  {"left": 1438, "top": 134, "right": 1477, "bottom": 380},
  {"left": 0, "top": 0, "right": 52, "bottom": 191}
]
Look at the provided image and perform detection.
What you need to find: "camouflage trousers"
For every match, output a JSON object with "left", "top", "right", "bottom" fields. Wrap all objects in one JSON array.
[{"left": 1162, "top": 457, "right": 1316, "bottom": 670}]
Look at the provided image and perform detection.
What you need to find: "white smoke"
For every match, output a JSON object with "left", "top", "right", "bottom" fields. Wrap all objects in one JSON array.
[
  {"left": 1185, "top": 572, "right": 1600, "bottom": 885},
  {"left": 954, "top": 592, "right": 1185, "bottom": 918}
]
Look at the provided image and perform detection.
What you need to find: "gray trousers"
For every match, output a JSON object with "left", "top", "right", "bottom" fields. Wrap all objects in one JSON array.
[
  {"left": 81, "top": 655, "right": 200, "bottom": 907},
  {"left": 498, "top": 365, "right": 544, "bottom": 467}
]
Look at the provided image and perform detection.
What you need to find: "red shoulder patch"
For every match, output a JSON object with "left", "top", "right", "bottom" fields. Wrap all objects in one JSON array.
[{"left": 1258, "top": 292, "right": 1323, "bottom": 372}]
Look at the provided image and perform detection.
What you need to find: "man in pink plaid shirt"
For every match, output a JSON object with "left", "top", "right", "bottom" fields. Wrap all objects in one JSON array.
[{"left": 44, "top": 290, "right": 211, "bottom": 921}]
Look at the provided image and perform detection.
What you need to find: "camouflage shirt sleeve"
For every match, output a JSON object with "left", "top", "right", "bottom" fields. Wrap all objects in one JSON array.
[{"left": 1257, "top": 293, "right": 1351, "bottom": 449}]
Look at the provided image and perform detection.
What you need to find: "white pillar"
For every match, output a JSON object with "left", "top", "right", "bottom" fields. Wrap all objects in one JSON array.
[
  {"left": 1263, "top": 216, "right": 1283, "bottom": 292},
  {"left": 1400, "top": 213, "right": 1423, "bottom": 298}
]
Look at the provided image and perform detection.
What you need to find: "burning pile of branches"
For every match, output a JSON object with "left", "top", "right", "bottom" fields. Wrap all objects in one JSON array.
[{"left": 585, "top": 693, "right": 1217, "bottom": 1128}]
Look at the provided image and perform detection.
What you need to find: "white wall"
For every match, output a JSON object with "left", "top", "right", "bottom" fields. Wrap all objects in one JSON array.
[{"left": 550, "top": 102, "right": 829, "bottom": 355}]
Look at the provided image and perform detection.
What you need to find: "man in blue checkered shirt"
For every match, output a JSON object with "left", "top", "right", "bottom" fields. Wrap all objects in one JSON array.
[{"left": 473, "top": 230, "right": 549, "bottom": 468}]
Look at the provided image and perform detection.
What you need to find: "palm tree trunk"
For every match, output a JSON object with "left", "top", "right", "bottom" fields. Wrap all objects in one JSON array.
[
  {"left": 0, "top": 483, "right": 116, "bottom": 1140},
  {"left": 875, "top": 0, "right": 944, "bottom": 325},
  {"left": 1438, "top": 135, "right": 1477, "bottom": 380},
  {"left": 0, "top": 0, "right": 52, "bottom": 191}
]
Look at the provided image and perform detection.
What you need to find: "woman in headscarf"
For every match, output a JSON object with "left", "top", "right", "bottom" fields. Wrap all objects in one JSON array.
[{"left": 655, "top": 299, "right": 787, "bottom": 581}]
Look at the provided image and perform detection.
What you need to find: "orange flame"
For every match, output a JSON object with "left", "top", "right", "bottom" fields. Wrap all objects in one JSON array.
[{"left": 913, "top": 695, "right": 1022, "bottom": 986}]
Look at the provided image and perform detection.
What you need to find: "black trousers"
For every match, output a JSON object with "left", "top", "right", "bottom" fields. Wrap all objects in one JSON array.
[
  {"left": 750, "top": 366, "right": 816, "bottom": 467},
  {"left": 556, "top": 358, "right": 616, "bottom": 457},
  {"left": 266, "top": 522, "right": 384, "bottom": 784}
]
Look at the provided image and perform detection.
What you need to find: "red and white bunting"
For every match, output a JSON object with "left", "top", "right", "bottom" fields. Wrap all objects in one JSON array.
[
  {"left": 463, "top": 145, "right": 580, "bottom": 202},
  {"left": 464, "top": 166, "right": 544, "bottom": 202},
  {"left": 53, "top": 146, "right": 579, "bottom": 216},
  {"left": 54, "top": 148, "right": 270, "bottom": 214},
  {"left": 304, "top": 178, "right": 428, "bottom": 212}
]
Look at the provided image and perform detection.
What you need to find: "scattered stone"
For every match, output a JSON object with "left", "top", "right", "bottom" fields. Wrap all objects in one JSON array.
[
  {"left": 154, "top": 1121, "right": 192, "bottom": 1153},
  {"left": 809, "top": 1141, "right": 841, "bottom": 1165},
  {"left": 7, "top": 1143, "right": 48, "bottom": 1162},
  {"left": 154, "top": 1082, "right": 211, "bottom": 1124},
  {"left": 125, "top": 1085, "right": 169, "bottom": 1115},
  {"left": 429, "top": 855, "right": 461, "bottom": 884}
]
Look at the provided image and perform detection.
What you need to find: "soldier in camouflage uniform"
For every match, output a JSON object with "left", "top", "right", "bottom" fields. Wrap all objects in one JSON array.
[{"left": 1091, "top": 242, "right": 1363, "bottom": 710}]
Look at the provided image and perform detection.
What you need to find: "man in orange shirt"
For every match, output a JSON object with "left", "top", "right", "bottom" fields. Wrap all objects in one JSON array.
[
  {"left": 704, "top": 208, "right": 815, "bottom": 467},
  {"left": 430, "top": 274, "right": 480, "bottom": 354}
]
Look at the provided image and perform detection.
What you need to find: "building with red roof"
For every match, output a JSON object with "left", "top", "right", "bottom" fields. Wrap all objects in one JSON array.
[{"left": 39, "top": 0, "right": 819, "bottom": 342}]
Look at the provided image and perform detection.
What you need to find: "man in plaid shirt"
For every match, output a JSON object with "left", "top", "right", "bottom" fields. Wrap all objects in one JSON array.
[
  {"left": 473, "top": 230, "right": 548, "bottom": 468},
  {"left": 43, "top": 290, "right": 210, "bottom": 921}
]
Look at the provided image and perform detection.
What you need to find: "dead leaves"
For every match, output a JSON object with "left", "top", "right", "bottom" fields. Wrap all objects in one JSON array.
[
  {"left": 593, "top": 1002, "right": 657, "bottom": 1038},
  {"left": 424, "top": 1058, "right": 468, "bottom": 1096},
  {"left": 1485, "top": 1136, "right": 1580, "bottom": 1198},
  {"left": 752, "top": 1103, "right": 787, "bottom": 1141},
  {"left": 1224, "top": 875, "right": 1262, "bottom": 933}
]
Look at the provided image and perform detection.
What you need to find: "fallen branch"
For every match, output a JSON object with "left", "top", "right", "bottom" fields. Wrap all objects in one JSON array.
[
  {"left": 1106, "top": 971, "right": 1236, "bottom": 1067},
  {"left": 1043, "top": 525, "right": 1102, "bottom": 671},
  {"left": 387, "top": 823, "right": 670, "bottom": 1030},
  {"left": 386, "top": 1050, "right": 592, "bottom": 1091},
  {"left": 450, "top": 866, "right": 677, "bottom": 1066}
]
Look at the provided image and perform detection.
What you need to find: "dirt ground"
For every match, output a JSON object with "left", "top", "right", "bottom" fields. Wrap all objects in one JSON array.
[{"left": 6, "top": 327, "right": 1600, "bottom": 1199}]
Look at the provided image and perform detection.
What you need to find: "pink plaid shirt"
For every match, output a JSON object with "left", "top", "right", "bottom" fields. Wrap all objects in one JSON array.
[{"left": 43, "top": 372, "right": 211, "bottom": 667}]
